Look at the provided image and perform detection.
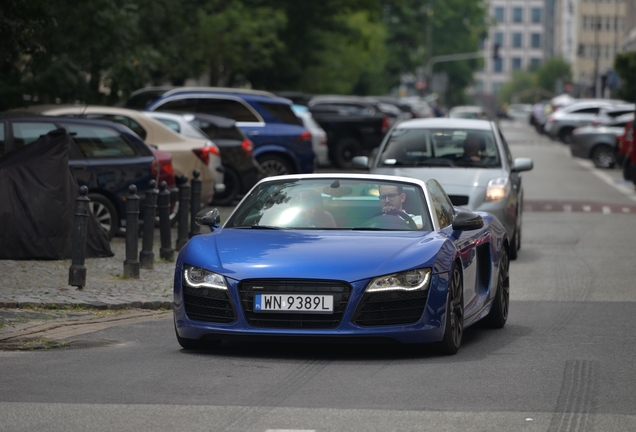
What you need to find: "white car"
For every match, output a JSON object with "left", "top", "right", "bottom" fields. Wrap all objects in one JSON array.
[
  {"left": 143, "top": 111, "right": 225, "bottom": 194},
  {"left": 292, "top": 105, "right": 329, "bottom": 167}
]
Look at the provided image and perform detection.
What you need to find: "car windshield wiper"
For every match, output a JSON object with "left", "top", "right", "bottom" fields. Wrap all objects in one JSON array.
[
  {"left": 351, "top": 227, "right": 392, "bottom": 231},
  {"left": 231, "top": 225, "right": 283, "bottom": 230}
]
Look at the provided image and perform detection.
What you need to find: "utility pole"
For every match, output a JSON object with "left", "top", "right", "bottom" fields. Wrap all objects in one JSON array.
[
  {"left": 594, "top": 1, "right": 601, "bottom": 98},
  {"left": 425, "top": 1, "right": 434, "bottom": 93}
]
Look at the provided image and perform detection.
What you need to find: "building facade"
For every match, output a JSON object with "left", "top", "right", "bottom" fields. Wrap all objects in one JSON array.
[{"left": 473, "top": 0, "right": 546, "bottom": 96}]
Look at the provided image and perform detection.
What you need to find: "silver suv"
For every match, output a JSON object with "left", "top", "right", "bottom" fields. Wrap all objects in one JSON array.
[{"left": 544, "top": 99, "right": 627, "bottom": 143}]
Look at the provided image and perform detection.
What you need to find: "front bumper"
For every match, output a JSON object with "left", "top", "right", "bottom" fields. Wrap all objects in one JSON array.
[{"left": 173, "top": 272, "right": 451, "bottom": 344}]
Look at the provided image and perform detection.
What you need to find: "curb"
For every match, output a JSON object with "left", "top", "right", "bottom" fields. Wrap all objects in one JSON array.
[{"left": 0, "top": 299, "right": 173, "bottom": 310}]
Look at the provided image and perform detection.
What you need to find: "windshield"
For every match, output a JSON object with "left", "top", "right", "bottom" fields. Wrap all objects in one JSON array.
[
  {"left": 226, "top": 178, "right": 432, "bottom": 231},
  {"left": 378, "top": 128, "right": 501, "bottom": 168}
]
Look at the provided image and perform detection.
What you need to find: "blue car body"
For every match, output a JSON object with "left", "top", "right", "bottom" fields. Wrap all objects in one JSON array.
[
  {"left": 173, "top": 174, "right": 509, "bottom": 352},
  {"left": 131, "top": 87, "right": 315, "bottom": 175}
]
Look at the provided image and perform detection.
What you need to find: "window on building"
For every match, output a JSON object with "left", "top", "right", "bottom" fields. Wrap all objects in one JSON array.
[
  {"left": 531, "top": 7, "right": 542, "bottom": 23},
  {"left": 512, "top": 58, "right": 522, "bottom": 70},
  {"left": 492, "top": 82, "right": 503, "bottom": 94},
  {"left": 494, "top": 31, "right": 504, "bottom": 47},
  {"left": 474, "top": 80, "right": 484, "bottom": 93},
  {"left": 530, "top": 58, "right": 542, "bottom": 70},
  {"left": 583, "top": 16, "right": 588, "bottom": 30},
  {"left": 494, "top": 6, "right": 505, "bottom": 23},
  {"left": 578, "top": 43, "right": 586, "bottom": 58},
  {"left": 512, "top": 33, "right": 523, "bottom": 48},
  {"left": 513, "top": 7, "right": 523, "bottom": 23},
  {"left": 606, "top": 16, "right": 611, "bottom": 31},
  {"left": 531, "top": 33, "right": 542, "bottom": 48},
  {"left": 493, "top": 58, "right": 503, "bottom": 73}
]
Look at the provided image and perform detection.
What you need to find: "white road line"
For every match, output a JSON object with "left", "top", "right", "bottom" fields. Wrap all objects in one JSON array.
[
  {"left": 563, "top": 204, "right": 572, "bottom": 212},
  {"left": 266, "top": 430, "right": 316, "bottom": 432},
  {"left": 544, "top": 204, "right": 553, "bottom": 211},
  {"left": 583, "top": 205, "right": 592, "bottom": 212},
  {"left": 623, "top": 207, "right": 631, "bottom": 213},
  {"left": 602, "top": 206, "right": 612, "bottom": 214},
  {"left": 574, "top": 159, "right": 636, "bottom": 203}
]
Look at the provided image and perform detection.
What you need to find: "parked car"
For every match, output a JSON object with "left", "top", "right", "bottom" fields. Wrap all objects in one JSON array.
[
  {"left": 307, "top": 95, "right": 392, "bottom": 168},
  {"left": 448, "top": 106, "right": 489, "bottom": 120},
  {"left": 291, "top": 105, "right": 329, "bottom": 167},
  {"left": 590, "top": 104, "right": 635, "bottom": 127},
  {"left": 126, "top": 86, "right": 315, "bottom": 177},
  {"left": 186, "top": 112, "right": 262, "bottom": 205},
  {"left": 0, "top": 114, "right": 157, "bottom": 239},
  {"left": 544, "top": 99, "right": 627, "bottom": 143},
  {"left": 352, "top": 118, "right": 533, "bottom": 260},
  {"left": 570, "top": 113, "right": 634, "bottom": 168},
  {"left": 175, "top": 173, "right": 510, "bottom": 355},
  {"left": 506, "top": 104, "right": 533, "bottom": 122},
  {"left": 617, "top": 120, "right": 634, "bottom": 181},
  {"left": 8, "top": 105, "right": 223, "bottom": 205}
]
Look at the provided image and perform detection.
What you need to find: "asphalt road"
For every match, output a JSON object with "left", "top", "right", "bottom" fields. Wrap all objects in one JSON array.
[{"left": 1, "top": 120, "right": 636, "bottom": 432}]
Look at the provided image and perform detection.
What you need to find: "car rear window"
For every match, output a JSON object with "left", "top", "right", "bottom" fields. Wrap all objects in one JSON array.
[
  {"left": 82, "top": 114, "right": 147, "bottom": 140},
  {"left": 12, "top": 121, "right": 58, "bottom": 149},
  {"left": 191, "top": 118, "right": 245, "bottom": 141},
  {"left": 259, "top": 102, "right": 303, "bottom": 125},
  {"left": 61, "top": 123, "right": 137, "bottom": 158}
]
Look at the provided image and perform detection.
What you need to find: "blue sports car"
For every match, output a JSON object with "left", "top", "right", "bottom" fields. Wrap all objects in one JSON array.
[{"left": 174, "top": 174, "right": 510, "bottom": 355}]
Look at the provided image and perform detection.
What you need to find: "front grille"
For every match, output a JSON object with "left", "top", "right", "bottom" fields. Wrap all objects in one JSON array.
[
  {"left": 238, "top": 280, "right": 351, "bottom": 329},
  {"left": 353, "top": 290, "right": 428, "bottom": 327},
  {"left": 448, "top": 195, "right": 469, "bottom": 206},
  {"left": 183, "top": 286, "right": 236, "bottom": 323},
  {"left": 477, "top": 243, "right": 492, "bottom": 287}
]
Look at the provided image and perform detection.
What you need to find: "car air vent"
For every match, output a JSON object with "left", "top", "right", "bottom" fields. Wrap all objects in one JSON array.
[
  {"left": 476, "top": 243, "right": 492, "bottom": 288},
  {"left": 238, "top": 279, "right": 351, "bottom": 329},
  {"left": 352, "top": 289, "right": 429, "bottom": 327},
  {"left": 448, "top": 195, "right": 469, "bottom": 206},
  {"left": 183, "top": 286, "right": 236, "bottom": 324}
]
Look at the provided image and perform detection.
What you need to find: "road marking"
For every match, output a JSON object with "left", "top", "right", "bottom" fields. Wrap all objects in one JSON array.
[
  {"left": 266, "top": 430, "right": 316, "bottom": 432},
  {"left": 544, "top": 204, "right": 553, "bottom": 211},
  {"left": 602, "top": 206, "right": 612, "bottom": 214},
  {"left": 623, "top": 207, "right": 631, "bottom": 213},
  {"left": 583, "top": 205, "right": 591, "bottom": 212},
  {"left": 563, "top": 204, "right": 572, "bottom": 212},
  {"left": 574, "top": 159, "right": 636, "bottom": 203}
]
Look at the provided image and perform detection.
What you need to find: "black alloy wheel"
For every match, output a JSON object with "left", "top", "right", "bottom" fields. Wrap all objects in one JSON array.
[
  {"left": 484, "top": 248, "right": 510, "bottom": 328},
  {"left": 331, "top": 137, "right": 361, "bottom": 169},
  {"left": 87, "top": 193, "right": 118, "bottom": 240},
  {"left": 559, "top": 127, "right": 574, "bottom": 144},
  {"left": 212, "top": 166, "right": 241, "bottom": 206},
  {"left": 622, "top": 159, "right": 632, "bottom": 181},
  {"left": 257, "top": 155, "right": 293, "bottom": 177},
  {"left": 509, "top": 227, "right": 519, "bottom": 260},
  {"left": 438, "top": 264, "right": 464, "bottom": 355},
  {"left": 591, "top": 145, "right": 616, "bottom": 169}
]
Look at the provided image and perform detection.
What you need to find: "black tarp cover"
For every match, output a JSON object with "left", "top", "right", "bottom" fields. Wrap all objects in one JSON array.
[{"left": 0, "top": 128, "right": 113, "bottom": 259}]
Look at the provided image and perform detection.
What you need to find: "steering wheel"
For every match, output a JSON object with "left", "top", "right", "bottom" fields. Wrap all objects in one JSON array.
[{"left": 365, "top": 209, "right": 418, "bottom": 230}]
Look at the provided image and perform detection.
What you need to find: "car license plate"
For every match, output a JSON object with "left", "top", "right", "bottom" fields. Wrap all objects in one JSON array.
[{"left": 254, "top": 294, "right": 333, "bottom": 313}]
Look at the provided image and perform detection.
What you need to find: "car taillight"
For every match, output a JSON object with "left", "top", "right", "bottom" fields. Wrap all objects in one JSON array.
[
  {"left": 151, "top": 160, "right": 159, "bottom": 178},
  {"left": 381, "top": 116, "right": 391, "bottom": 134},
  {"left": 591, "top": 120, "right": 599, "bottom": 126},
  {"left": 241, "top": 139, "right": 254, "bottom": 156},
  {"left": 161, "top": 163, "right": 175, "bottom": 188},
  {"left": 192, "top": 147, "right": 210, "bottom": 165},
  {"left": 298, "top": 131, "right": 312, "bottom": 142}
]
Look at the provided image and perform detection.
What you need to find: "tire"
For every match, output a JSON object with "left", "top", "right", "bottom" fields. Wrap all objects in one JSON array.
[
  {"left": 437, "top": 264, "right": 464, "bottom": 355},
  {"left": 331, "top": 137, "right": 362, "bottom": 169},
  {"left": 175, "top": 326, "right": 222, "bottom": 350},
  {"left": 211, "top": 166, "right": 241, "bottom": 206},
  {"left": 558, "top": 127, "right": 574, "bottom": 144},
  {"left": 509, "top": 228, "right": 519, "bottom": 260},
  {"left": 591, "top": 145, "right": 615, "bottom": 169},
  {"left": 87, "top": 193, "right": 119, "bottom": 240},
  {"left": 622, "top": 159, "right": 632, "bottom": 181},
  {"left": 257, "top": 154, "right": 294, "bottom": 177},
  {"left": 484, "top": 248, "right": 510, "bottom": 328}
]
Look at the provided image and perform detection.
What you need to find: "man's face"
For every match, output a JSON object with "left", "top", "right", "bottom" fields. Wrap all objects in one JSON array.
[
  {"left": 379, "top": 185, "right": 405, "bottom": 210},
  {"left": 464, "top": 139, "right": 480, "bottom": 156}
]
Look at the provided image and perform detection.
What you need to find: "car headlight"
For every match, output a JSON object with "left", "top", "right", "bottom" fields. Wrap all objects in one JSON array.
[
  {"left": 183, "top": 265, "right": 227, "bottom": 290},
  {"left": 366, "top": 268, "right": 431, "bottom": 293},
  {"left": 485, "top": 177, "right": 511, "bottom": 202}
]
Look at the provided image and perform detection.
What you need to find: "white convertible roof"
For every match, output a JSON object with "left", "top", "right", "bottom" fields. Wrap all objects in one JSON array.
[{"left": 395, "top": 117, "right": 494, "bottom": 130}]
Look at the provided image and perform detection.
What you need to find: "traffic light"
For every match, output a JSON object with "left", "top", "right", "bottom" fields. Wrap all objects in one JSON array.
[{"left": 493, "top": 43, "right": 500, "bottom": 60}]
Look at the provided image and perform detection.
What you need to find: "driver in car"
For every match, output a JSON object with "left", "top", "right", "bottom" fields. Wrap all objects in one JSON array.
[{"left": 379, "top": 185, "right": 423, "bottom": 228}]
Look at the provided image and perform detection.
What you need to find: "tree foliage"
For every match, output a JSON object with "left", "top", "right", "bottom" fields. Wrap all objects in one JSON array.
[
  {"left": 0, "top": 0, "right": 489, "bottom": 109},
  {"left": 614, "top": 52, "right": 636, "bottom": 102}
]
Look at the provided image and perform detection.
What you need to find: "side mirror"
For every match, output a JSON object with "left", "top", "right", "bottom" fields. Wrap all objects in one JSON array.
[
  {"left": 352, "top": 156, "right": 369, "bottom": 170},
  {"left": 451, "top": 211, "right": 483, "bottom": 238},
  {"left": 512, "top": 157, "right": 533, "bottom": 172},
  {"left": 195, "top": 208, "right": 221, "bottom": 231}
]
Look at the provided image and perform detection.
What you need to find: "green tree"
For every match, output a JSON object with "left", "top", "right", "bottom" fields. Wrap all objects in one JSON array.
[
  {"left": 536, "top": 57, "right": 571, "bottom": 94},
  {"left": 497, "top": 71, "right": 538, "bottom": 105},
  {"left": 614, "top": 52, "right": 636, "bottom": 102}
]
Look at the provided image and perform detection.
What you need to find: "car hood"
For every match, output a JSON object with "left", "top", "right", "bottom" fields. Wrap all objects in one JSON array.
[{"left": 181, "top": 229, "right": 447, "bottom": 282}]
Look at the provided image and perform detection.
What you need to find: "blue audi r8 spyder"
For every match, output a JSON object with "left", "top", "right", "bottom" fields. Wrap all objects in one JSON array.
[{"left": 174, "top": 174, "right": 510, "bottom": 355}]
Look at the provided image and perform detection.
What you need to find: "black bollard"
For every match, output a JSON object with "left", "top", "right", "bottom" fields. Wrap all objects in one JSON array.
[
  {"left": 189, "top": 170, "right": 202, "bottom": 238},
  {"left": 69, "top": 186, "right": 90, "bottom": 289},
  {"left": 139, "top": 179, "right": 158, "bottom": 269},
  {"left": 123, "top": 184, "right": 140, "bottom": 279},
  {"left": 176, "top": 175, "right": 191, "bottom": 250},
  {"left": 158, "top": 181, "right": 174, "bottom": 261}
]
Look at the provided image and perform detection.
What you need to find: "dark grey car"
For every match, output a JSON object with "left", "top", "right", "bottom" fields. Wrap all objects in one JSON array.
[
  {"left": 570, "top": 113, "right": 634, "bottom": 168},
  {"left": 353, "top": 118, "right": 533, "bottom": 260}
]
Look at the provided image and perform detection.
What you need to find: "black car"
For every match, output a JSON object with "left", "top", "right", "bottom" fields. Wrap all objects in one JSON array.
[
  {"left": 186, "top": 113, "right": 262, "bottom": 205},
  {"left": 0, "top": 114, "right": 156, "bottom": 239}
]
